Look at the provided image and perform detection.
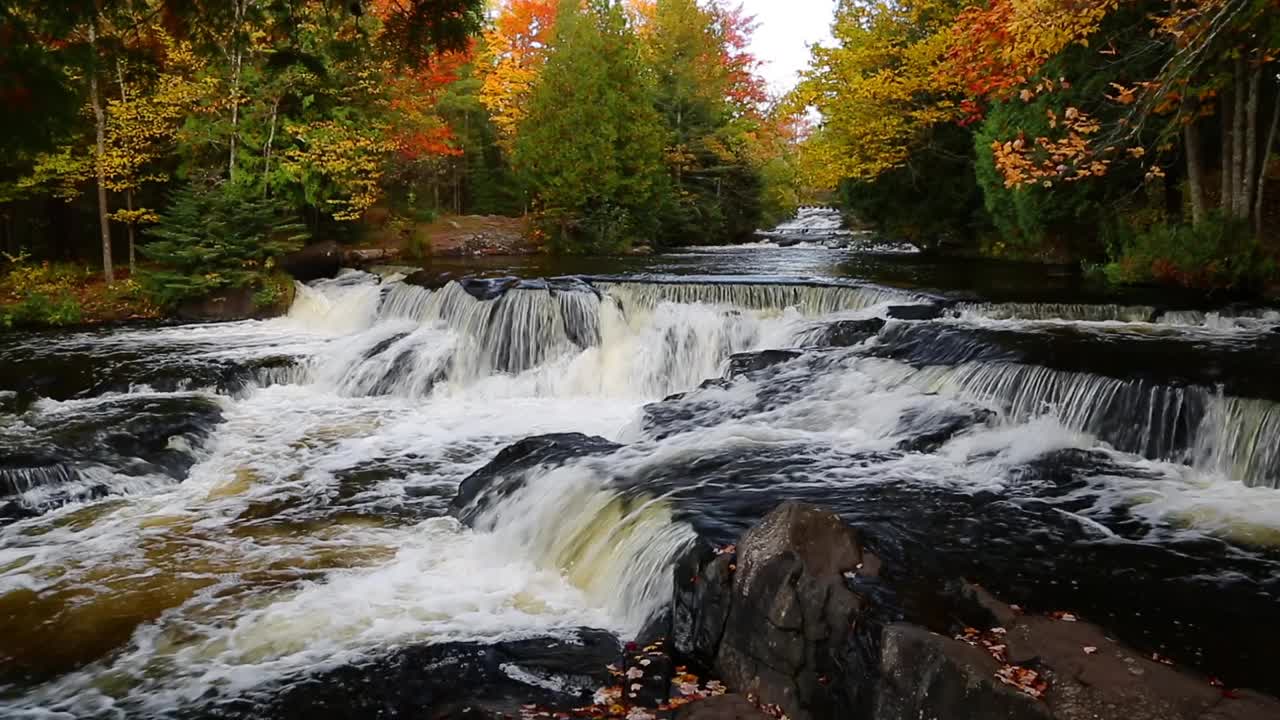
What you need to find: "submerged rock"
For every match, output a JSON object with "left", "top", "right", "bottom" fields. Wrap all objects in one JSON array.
[
  {"left": 886, "top": 304, "right": 944, "bottom": 321},
  {"left": 803, "top": 317, "right": 886, "bottom": 347},
  {"left": 725, "top": 349, "right": 802, "bottom": 378},
  {"left": 449, "top": 433, "right": 621, "bottom": 523},
  {"left": 190, "top": 630, "right": 622, "bottom": 720}
]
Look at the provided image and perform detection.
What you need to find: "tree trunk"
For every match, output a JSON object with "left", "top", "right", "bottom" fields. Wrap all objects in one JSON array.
[
  {"left": 88, "top": 17, "right": 114, "bottom": 284},
  {"left": 1221, "top": 93, "right": 1234, "bottom": 213},
  {"left": 125, "top": 190, "right": 136, "bottom": 273},
  {"left": 229, "top": 48, "right": 242, "bottom": 181},
  {"left": 1257, "top": 77, "right": 1280, "bottom": 239},
  {"left": 1184, "top": 119, "right": 1206, "bottom": 225},
  {"left": 1232, "top": 57, "right": 1247, "bottom": 218},
  {"left": 1241, "top": 63, "right": 1262, "bottom": 226},
  {"left": 263, "top": 96, "right": 280, "bottom": 198},
  {"left": 228, "top": 0, "right": 247, "bottom": 182}
]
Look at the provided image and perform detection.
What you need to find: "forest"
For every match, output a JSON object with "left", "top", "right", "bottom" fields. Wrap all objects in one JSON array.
[
  {"left": 1, "top": 0, "right": 1278, "bottom": 328},
  {"left": 795, "top": 0, "right": 1280, "bottom": 289}
]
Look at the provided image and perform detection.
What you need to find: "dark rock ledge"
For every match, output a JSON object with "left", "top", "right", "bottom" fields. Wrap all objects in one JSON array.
[{"left": 663, "top": 502, "right": 1280, "bottom": 720}]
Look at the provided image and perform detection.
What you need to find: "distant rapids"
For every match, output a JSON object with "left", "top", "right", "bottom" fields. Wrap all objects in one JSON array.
[{"left": 2, "top": 252, "right": 1280, "bottom": 717}]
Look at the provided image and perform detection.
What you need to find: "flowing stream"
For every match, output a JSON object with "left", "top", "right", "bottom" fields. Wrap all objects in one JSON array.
[{"left": 2, "top": 220, "right": 1280, "bottom": 717}]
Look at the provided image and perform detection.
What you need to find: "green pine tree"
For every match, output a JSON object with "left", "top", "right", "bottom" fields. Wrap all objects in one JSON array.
[
  {"left": 139, "top": 179, "right": 308, "bottom": 307},
  {"left": 513, "top": 0, "right": 669, "bottom": 253}
]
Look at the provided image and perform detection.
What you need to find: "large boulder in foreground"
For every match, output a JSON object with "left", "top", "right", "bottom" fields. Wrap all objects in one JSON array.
[
  {"left": 675, "top": 503, "right": 1280, "bottom": 720},
  {"left": 674, "top": 501, "right": 884, "bottom": 720}
]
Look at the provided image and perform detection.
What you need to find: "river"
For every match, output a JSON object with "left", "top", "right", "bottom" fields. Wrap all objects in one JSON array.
[{"left": 1, "top": 209, "right": 1278, "bottom": 717}]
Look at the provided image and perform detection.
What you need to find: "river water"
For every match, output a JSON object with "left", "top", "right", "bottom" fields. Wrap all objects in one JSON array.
[{"left": 2, "top": 210, "right": 1279, "bottom": 717}]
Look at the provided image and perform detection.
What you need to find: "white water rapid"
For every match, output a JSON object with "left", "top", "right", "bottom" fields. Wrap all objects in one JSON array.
[{"left": 1, "top": 268, "right": 1279, "bottom": 717}]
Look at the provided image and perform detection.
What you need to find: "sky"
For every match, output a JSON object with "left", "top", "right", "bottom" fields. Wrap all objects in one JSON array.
[{"left": 738, "top": 0, "right": 836, "bottom": 94}]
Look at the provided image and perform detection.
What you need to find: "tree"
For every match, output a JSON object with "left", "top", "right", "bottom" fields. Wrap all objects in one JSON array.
[
  {"left": 791, "top": 0, "right": 968, "bottom": 190},
  {"left": 513, "top": 0, "right": 668, "bottom": 252},
  {"left": 140, "top": 178, "right": 307, "bottom": 306},
  {"left": 479, "top": 0, "right": 560, "bottom": 153}
]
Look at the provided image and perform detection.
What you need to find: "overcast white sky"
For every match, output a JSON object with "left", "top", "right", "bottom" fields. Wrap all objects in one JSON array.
[{"left": 738, "top": 0, "right": 836, "bottom": 94}]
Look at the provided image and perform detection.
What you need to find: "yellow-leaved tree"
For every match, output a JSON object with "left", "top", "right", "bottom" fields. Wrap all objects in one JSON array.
[{"left": 790, "top": 0, "right": 970, "bottom": 190}]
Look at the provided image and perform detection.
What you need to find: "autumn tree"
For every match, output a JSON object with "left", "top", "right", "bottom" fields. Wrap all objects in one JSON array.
[{"left": 479, "top": 0, "right": 560, "bottom": 153}]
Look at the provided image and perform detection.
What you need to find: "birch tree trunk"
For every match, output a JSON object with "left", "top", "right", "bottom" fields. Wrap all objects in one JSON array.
[
  {"left": 88, "top": 17, "right": 114, "bottom": 284},
  {"left": 263, "top": 96, "right": 280, "bottom": 198},
  {"left": 228, "top": 0, "right": 247, "bottom": 182}
]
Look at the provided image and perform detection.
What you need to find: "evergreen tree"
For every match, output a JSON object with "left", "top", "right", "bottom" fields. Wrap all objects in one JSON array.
[
  {"left": 646, "top": 0, "right": 764, "bottom": 246},
  {"left": 513, "top": 0, "right": 668, "bottom": 253},
  {"left": 139, "top": 179, "right": 307, "bottom": 307}
]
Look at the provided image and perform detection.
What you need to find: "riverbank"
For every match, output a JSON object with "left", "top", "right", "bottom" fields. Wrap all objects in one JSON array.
[{"left": 0, "top": 263, "right": 297, "bottom": 332}]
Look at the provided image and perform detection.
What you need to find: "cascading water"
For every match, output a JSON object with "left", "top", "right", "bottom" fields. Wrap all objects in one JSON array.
[{"left": 2, "top": 256, "right": 1279, "bottom": 717}]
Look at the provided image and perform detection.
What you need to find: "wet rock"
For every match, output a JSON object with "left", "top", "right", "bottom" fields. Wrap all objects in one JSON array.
[
  {"left": 805, "top": 318, "right": 886, "bottom": 347},
  {"left": 344, "top": 247, "right": 402, "bottom": 265},
  {"left": 176, "top": 284, "right": 292, "bottom": 322},
  {"left": 672, "top": 504, "right": 1280, "bottom": 720},
  {"left": 402, "top": 269, "right": 455, "bottom": 289},
  {"left": 877, "top": 582, "right": 1280, "bottom": 720},
  {"left": 674, "top": 694, "right": 772, "bottom": 719},
  {"left": 546, "top": 276, "right": 602, "bottom": 299},
  {"left": 450, "top": 433, "right": 621, "bottom": 523},
  {"left": 875, "top": 623, "right": 1049, "bottom": 720},
  {"left": 672, "top": 542, "right": 733, "bottom": 668},
  {"left": 893, "top": 404, "right": 995, "bottom": 453},
  {"left": 458, "top": 275, "right": 523, "bottom": 301},
  {"left": 192, "top": 630, "right": 622, "bottom": 720},
  {"left": 886, "top": 304, "right": 944, "bottom": 321},
  {"left": 677, "top": 502, "right": 882, "bottom": 720},
  {"left": 279, "top": 240, "right": 340, "bottom": 282},
  {"left": 623, "top": 637, "right": 676, "bottom": 707},
  {"left": 725, "top": 350, "right": 802, "bottom": 379}
]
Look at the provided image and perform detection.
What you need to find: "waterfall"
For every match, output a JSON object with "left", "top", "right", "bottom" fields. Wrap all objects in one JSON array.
[
  {"left": 596, "top": 280, "right": 923, "bottom": 314},
  {"left": 467, "top": 459, "right": 696, "bottom": 632},
  {"left": 893, "top": 360, "right": 1278, "bottom": 488},
  {"left": 1194, "top": 397, "right": 1280, "bottom": 488},
  {"left": 955, "top": 302, "right": 1156, "bottom": 323}
]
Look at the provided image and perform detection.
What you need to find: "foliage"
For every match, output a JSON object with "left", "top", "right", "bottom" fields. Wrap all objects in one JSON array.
[
  {"left": 641, "top": 0, "right": 767, "bottom": 246},
  {"left": 251, "top": 272, "right": 294, "bottom": 310},
  {"left": 479, "top": 0, "right": 560, "bottom": 152},
  {"left": 791, "top": 0, "right": 968, "bottom": 189},
  {"left": 139, "top": 181, "right": 308, "bottom": 307},
  {"left": 1104, "top": 213, "right": 1274, "bottom": 289},
  {"left": 0, "top": 251, "right": 88, "bottom": 329},
  {"left": 0, "top": 292, "right": 83, "bottom": 330},
  {"left": 842, "top": 123, "right": 987, "bottom": 251},
  {"left": 513, "top": 0, "right": 669, "bottom": 253}
]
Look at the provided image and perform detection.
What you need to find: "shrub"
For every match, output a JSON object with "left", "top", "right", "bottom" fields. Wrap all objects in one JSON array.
[
  {"left": 139, "top": 180, "right": 308, "bottom": 308},
  {"left": 1104, "top": 214, "right": 1275, "bottom": 289},
  {"left": 1, "top": 292, "right": 82, "bottom": 329},
  {"left": 251, "top": 272, "right": 294, "bottom": 311},
  {"left": 0, "top": 251, "right": 88, "bottom": 329}
]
